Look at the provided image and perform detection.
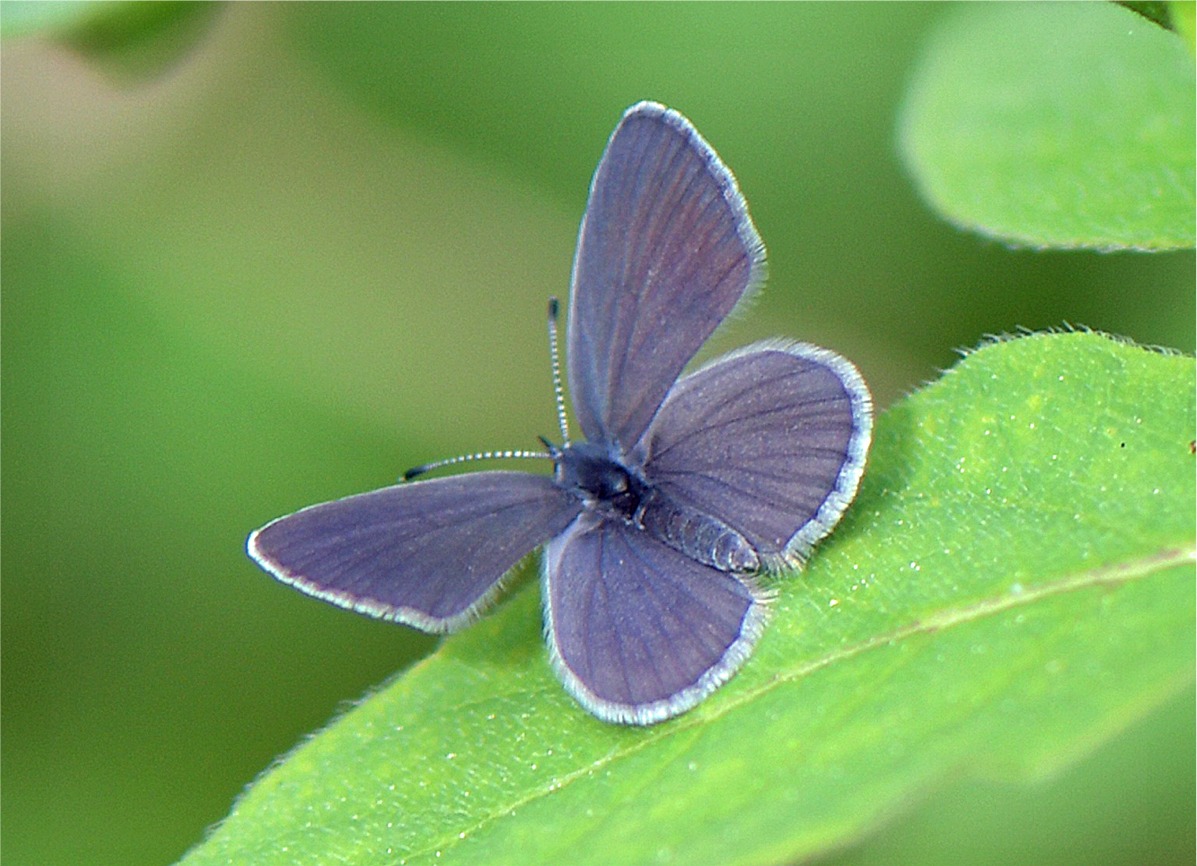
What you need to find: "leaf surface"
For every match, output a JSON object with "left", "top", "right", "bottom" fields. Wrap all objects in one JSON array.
[
  {"left": 180, "top": 332, "right": 1196, "bottom": 866},
  {"left": 899, "top": 4, "right": 1196, "bottom": 250}
]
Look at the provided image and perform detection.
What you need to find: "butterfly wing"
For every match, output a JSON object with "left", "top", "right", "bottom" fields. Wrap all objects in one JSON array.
[
  {"left": 567, "top": 101, "right": 766, "bottom": 450},
  {"left": 543, "top": 512, "right": 768, "bottom": 725},
  {"left": 249, "top": 472, "right": 581, "bottom": 633},
  {"left": 643, "top": 340, "right": 872, "bottom": 567}
]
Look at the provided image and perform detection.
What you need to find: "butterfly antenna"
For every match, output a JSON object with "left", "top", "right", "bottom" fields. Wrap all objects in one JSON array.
[
  {"left": 404, "top": 300, "right": 568, "bottom": 483},
  {"left": 403, "top": 448, "right": 551, "bottom": 482},
  {"left": 547, "top": 296, "right": 571, "bottom": 444}
]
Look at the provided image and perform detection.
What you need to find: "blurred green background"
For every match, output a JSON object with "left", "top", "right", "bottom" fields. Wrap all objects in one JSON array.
[{"left": 2, "top": 4, "right": 1192, "bottom": 865}]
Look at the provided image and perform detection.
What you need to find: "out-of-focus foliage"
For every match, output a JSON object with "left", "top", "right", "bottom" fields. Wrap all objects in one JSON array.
[{"left": 0, "top": 1, "right": 222, "bottom": 80}]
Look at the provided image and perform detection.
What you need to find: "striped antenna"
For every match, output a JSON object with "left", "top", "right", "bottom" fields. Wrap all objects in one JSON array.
[
  {"left": 547, "top": 297, "right": 571, "bottom": 444},
  {"left": 402, "top": 298, "right": 570, "bottom": 483},
  {"left": 403, "top": 449, "right": 551, "bottom": 482}
]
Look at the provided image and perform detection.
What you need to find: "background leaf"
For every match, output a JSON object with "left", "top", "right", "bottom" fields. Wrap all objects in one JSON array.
[
  {"left": 1117, "top": 2, "right": 1175, "bottom": 32},
  {"left": 0, "top": 1, "right": 220, "bottom": 81},
  {"left": 899, "top": 3, "right": 1196, "bottom": 250},
  {"left": 178, "top": 332, "right": 1195, "bottom": 866},
  {"left": 1172, "top": 0, "right": 1197, "bottom": 53},
  {"left": 0, "top": 0, "right": 109, "bottom": 38}
]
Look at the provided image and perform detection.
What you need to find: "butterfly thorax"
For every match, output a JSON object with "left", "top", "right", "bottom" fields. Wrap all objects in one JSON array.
[{"left": 554, "top": 441, "right": 760, "bottom": 575}]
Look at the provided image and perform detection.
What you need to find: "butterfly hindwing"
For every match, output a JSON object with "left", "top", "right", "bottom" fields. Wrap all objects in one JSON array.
[
  {"left": 567, "top": 101, "right": 766, "bottom": 449},
  {"left": 643, "top": 341, "right": 872, "bottom": 567},
  {"left": 249, "top": 472, "right": 581, "bottom": 633},
  {"left": 543, "top": 512, "right": 768, "bottom": 725}
]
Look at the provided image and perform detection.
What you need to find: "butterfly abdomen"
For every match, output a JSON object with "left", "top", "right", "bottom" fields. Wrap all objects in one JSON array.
[{"left": 638, "top": 489, "right": 759, "bottom": 575}]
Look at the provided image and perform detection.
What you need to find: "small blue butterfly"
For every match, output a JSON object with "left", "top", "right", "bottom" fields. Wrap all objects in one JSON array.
[{"left": 249, "top": 102, "right": 872, "bottom": 725}]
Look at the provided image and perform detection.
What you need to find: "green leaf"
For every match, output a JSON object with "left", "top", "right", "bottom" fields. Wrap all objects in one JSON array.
[
  {"left": 0, "top": 1, "right": 220, "bottom": 81},
  {"left": 898, "top": 4, "right": 1196, "bottom": 251},
  {"left": 1172, "top": 0, "right": 1197, "bottom": 54},
  {"left": 60, "top": 1, "right": 221, "bottom": 79},
  {"left": 1117, "top": 2, "right": 1175, "bottom": 32},
  {"left": 0, "top": 0, "right": 106, "bottom": 38},
  {"left": 178, "top": 332, "right": 1195, "bottom": 866}
]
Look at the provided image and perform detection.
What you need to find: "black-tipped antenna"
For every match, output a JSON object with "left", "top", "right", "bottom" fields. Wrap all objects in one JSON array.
[
  {"left": 403, "top": 449, "right": 551, "bottom": 482},
  {"left": 403, "top": 300, "right": 569, "bottom": 483},
  {"left": 547, "top": 297, "right": 570, "bottom": 444}
]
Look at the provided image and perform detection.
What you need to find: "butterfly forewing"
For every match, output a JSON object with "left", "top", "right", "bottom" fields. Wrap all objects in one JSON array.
[
  {"left": 249, "top": 472, "right": 581, "bottom": 633},
  {"left": 643, "top": 341, "right": 872, "bottom": 567},
  {"left": 543, "top": 513, "right": 768, "bottom": 725},
  {"left": 567, "top": 102, "right": 766, "bottom": 450}
]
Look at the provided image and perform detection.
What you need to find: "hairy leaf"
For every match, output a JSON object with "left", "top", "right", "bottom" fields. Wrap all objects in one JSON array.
[{"left": 180, "top": 332, "right": 1195, "bottom": 866}]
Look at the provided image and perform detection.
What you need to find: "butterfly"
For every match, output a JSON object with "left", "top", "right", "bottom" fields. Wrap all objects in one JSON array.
[{"left": 248, "top": 101, "right": 872, "bottom": 725}]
